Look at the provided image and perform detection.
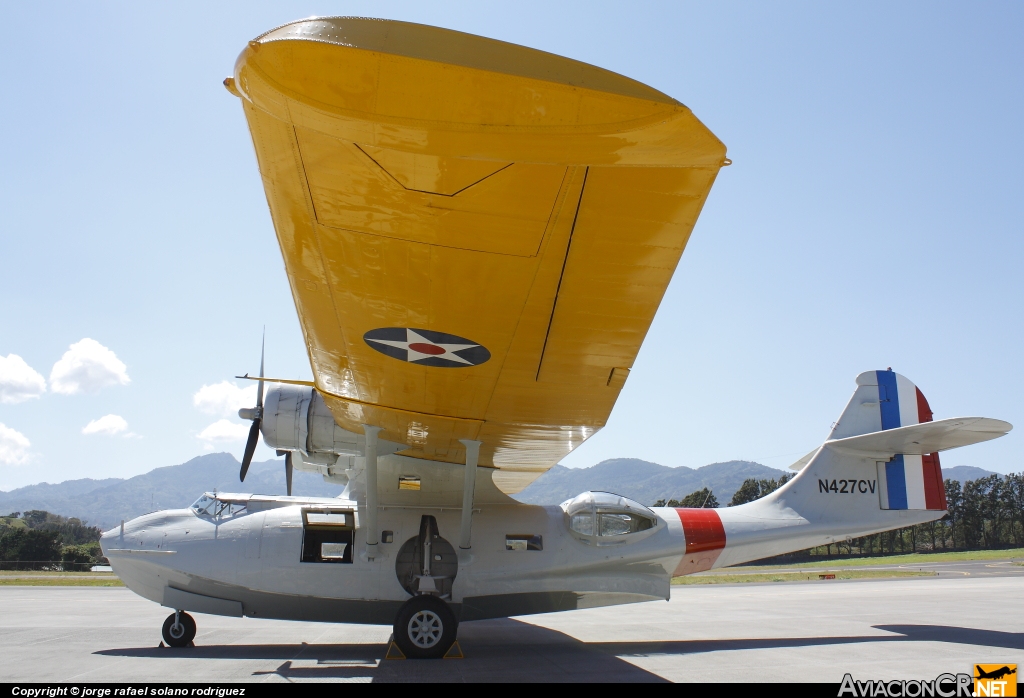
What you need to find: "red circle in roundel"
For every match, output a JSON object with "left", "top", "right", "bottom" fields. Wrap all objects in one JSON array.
[{"left": 408, "top": 342, "right": 446, "bottom": 356}]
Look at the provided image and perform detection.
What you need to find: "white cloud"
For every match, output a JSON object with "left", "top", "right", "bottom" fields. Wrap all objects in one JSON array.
[
  {"left": 198, "top": 419, "right": 250, "bottom": 443},
  {"left": 82, "top": 414, "right": 128, "bottom": 436},
  {"left": 50, "top": 338, "right": 130, "bottom": 395},
  {"left": 0, "top": 354, "right": 47, "bottom": 404},
  {"left": 0, "top": 423, "right": 31, "bottom": 465},
  {"left": 193, "top": 381, "right": 256, "bottom": 417}
]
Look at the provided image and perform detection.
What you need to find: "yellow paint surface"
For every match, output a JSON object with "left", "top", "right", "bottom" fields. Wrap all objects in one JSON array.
[{"left": 231, "top": 17, "right": 726, "bottom": 491}]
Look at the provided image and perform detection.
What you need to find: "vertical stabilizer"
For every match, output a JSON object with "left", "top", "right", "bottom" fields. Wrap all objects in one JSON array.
[
  {"left": 829, "top": 369, "right": 933, "bottom": 439},
  {"left": 829, "top": 369, "right": 945, "bottom": 511}
]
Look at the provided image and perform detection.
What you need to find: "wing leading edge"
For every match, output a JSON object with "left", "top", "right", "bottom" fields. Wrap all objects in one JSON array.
[{"left": 230, "top": 17, "right": 727, "bottom": 492}]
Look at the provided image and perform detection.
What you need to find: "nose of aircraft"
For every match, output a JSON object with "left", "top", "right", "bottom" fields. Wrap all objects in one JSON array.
[
  {"left": 99, "top": 524, "right": 121, "bottom": 558},
  {"left": 99, "top": 508, "right": 194, "bottom": 557}
]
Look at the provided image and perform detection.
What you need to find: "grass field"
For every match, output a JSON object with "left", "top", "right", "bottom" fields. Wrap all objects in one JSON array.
[
  {"left": 670, "top": 549, "right": 1024, "bottom": 585},
  {"left": 737, "top": 548, "right": 1024, "bottom": 571},
  {"left": 0, "top": 570, "right": 124, "bottom": 587},
  {"left": 0, "top": 570, "right": 109, "bottom": 575},
  {"left": 672, "top": 570, "right": 935, "bottom": 585},
  {"left": 0, "top": 577, "right": 124, "bottom": 587}
]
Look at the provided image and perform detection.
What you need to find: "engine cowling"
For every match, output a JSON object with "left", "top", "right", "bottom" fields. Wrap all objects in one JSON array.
[{"left": 260, "top": 384, "right": 362, "bottom": 458}]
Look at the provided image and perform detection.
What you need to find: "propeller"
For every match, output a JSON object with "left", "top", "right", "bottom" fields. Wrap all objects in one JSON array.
[
  {"left": 238, "top": 334, "right": 265, "bottom": 483},
  {"left": 236, "top": 333, "right": 295, "bottom": 496}
]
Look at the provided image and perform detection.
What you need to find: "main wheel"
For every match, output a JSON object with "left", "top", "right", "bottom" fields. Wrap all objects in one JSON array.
[
  {"left": 161, "top": 611, "right": 196, "bottom": 648},
  {"left": 392, "top": 596, "right": 457, "bottom": 659}
]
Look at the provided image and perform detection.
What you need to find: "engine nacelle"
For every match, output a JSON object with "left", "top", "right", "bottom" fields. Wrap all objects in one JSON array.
[{"left": 260, "top": 384, "right": 362, "bottom": 460}]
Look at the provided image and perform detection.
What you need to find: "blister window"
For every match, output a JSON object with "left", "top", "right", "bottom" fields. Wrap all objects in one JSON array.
[{"left": 563, "top": 492, "right": 657, "bottom": 539}]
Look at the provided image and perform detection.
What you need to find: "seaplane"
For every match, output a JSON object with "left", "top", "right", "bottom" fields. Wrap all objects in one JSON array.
[{"left": 101, "top": 17, "right": 1011, "bottom": 658}]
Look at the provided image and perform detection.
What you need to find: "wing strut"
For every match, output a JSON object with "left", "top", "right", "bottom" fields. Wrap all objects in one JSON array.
[
  {"left": 458, "top": 439, "right": 481, "bottom": 550},
  {"left": 363, "top": 425, "right": 382, "bottom": 560}
]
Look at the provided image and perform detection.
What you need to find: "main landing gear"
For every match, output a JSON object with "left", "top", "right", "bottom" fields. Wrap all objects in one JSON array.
[
  {"left": 392, "top": 595, "right": 458, "bottom": 659},
  {"left": 161, "top": 610, "right": 196, "bottom": 647}
]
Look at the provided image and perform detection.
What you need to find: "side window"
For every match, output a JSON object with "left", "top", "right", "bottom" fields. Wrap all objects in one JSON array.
[
  {"left": 505, "top": 534, "right": 543, "bottom": 551},
  {"left": 301, "top": 510, "right": 354, "bottom": 564}
]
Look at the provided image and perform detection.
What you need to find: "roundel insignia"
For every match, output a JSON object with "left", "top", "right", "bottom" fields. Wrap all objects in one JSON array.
[{"left": 363, "top": 328, "right": 491, "bottom": 368}]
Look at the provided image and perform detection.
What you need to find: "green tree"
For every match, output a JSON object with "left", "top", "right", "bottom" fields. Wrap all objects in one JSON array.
[
  {"left": 730, "top": 479, "right": 762, "bottom": 506},
  {"left": 17, "top": 510, "right": 101, "bottom": 546},
  {"left": 61, "top": 544, "right": 99, "bottom": 567},
  {"left": 758, "top": 475, "right": 790, "bottom": 497},
  {"left": 1005, "top": 473, "right": 1024, "bottom": 546},
  {"left": 944, "top": 479, "right": 963, "bottom": 548},
  {"left": 0, "top": 529, "right": 62, "bottom": 562},
  {"left": 676, "top": 488, "right": 719, "bottom": 508},
  {"left": 729, "top": 474, "right": 791, "bottom": 506}
]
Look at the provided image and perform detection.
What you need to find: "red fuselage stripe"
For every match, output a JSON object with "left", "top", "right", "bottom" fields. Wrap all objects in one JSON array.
[{"left": 676, "top": 508, "right": 726, "bottom": 554}]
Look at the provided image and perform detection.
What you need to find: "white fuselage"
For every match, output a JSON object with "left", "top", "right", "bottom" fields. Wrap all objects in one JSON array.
[
  {"left": 102, "top": 498, "right": 686, "bottom": 623},
  {"left": 101, "top": 444, "right": 949, "bottom": 626}
]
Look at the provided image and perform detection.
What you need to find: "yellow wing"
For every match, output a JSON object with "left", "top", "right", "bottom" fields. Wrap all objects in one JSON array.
[{"left": 229, "top": 17, "right": 727, "bottom": 493}]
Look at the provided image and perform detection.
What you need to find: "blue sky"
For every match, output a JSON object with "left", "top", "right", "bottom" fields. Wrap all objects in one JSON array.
[{"left": 1, "top": 2, "right": 1021, "bottom": 490}]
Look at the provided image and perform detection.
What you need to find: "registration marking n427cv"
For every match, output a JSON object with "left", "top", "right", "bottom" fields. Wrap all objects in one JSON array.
[{"left": 819, "top": 479, "right": 877, "bottom": 494}]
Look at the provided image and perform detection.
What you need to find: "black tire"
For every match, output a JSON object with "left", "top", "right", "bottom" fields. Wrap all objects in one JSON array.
[
  {"left": 392, "top": 596, "right": 457, "bottom": 659},
  {"left": 161, "top": 611, "right": 196, "bottom": 648}
]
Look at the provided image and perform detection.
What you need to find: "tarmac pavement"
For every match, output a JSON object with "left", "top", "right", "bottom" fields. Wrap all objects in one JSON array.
[{"left": 1, "top": 571, "right": 1021, "bottom": 683}]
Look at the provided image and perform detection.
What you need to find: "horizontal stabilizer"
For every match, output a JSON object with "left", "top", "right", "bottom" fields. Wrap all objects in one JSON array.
[
  {"left": 825, "top": 417, "right": 1011, "bottom": 457},
  {"left": 788, "top": 448, "right": 818, "bottom": 472}
]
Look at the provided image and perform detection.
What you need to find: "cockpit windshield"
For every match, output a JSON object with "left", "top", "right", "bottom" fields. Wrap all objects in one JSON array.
[
  {"left": 562, "top": 491, "right": 657, "bottom": 538},
  {"left": 190, "top": 494, "right": 247, "bottom": 518}
]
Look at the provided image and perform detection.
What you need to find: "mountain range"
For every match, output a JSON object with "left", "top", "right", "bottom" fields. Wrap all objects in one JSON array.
[
  {"left": 510, "top": 461, "right": 1000, "bottom": 506},
  {"left": 0, "top": 454, "right": 999, "bottom": 530},
  {"left": 0, "top": 454, "right": 341, "bottom": 531},
  {"left": 512, "top": 458, "right": 788, "bottom": 506}
]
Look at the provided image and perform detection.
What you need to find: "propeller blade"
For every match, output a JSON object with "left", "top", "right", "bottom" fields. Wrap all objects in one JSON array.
[
  {"left": 239, "top": 418, "right": 261, "bottom": 482},
  {"left": 285, "top": 452, "right": 293, "bottom": 497},
  {"left": 256, "top": 330, "right": 265, "bottom": 410}
]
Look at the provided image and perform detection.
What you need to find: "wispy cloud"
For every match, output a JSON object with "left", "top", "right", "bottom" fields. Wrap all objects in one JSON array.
[
  {"left": 50, "top": 339, "right": 130, "bottom": 395},
  {"left": 0, "top": 354, "right": 47, "bottom": 404},
  {"left": 193, "top": 381, "right": 256, "bottom": 418},
  {"left": 0, "top": 423, "right": 31, "bottom": 465},
  {"left": 82, "top": 414, "right": 129, "bottom": 436}
]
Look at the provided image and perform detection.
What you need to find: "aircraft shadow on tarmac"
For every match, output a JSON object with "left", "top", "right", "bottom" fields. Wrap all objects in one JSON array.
[
  {"left": 94, "top": 619, "right": 669, "bottom": 682},
  {"left": 93, "top": 620, "right": 1024, "bottom": 682}
]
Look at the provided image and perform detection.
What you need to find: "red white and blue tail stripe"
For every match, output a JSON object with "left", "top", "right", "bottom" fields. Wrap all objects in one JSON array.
[
  {"left": 660, "top": 370, "right": 1009, "bottom": 578},
  {"left": 873, "top": 370, "right": 946, "bottom": 511}
]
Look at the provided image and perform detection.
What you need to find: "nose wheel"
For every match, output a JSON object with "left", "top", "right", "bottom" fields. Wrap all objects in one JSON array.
[
  {"left": 161, "top": 610, "right": 196, "bottom": 648},
  {"left": 392, "top": 595, "right": 457, "bottom": 659}
]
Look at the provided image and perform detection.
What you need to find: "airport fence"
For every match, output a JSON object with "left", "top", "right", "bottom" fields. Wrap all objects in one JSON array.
[{"left": 0, "top": 560, "right": 111, "bottom": 572}]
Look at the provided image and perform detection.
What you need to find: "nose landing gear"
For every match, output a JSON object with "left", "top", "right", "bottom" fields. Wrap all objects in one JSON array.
[{"left": 161, "top": 610, "right": 196, "bottom": 648}]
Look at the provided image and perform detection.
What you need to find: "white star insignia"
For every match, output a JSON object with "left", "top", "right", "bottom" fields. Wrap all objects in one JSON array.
[{"left": 365, "top": 329, "right": 479, "bottom": 365}]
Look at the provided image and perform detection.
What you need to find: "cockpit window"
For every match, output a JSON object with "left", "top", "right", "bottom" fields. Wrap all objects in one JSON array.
[
  {"left": 562, "top": 492, "right": 657, "bottom": 538},
  {"left": 190, "top": 495, "right": 215, "bottom": 515},
  {"left": 190, "top": 494, "right": 246, "bottom": 518}
]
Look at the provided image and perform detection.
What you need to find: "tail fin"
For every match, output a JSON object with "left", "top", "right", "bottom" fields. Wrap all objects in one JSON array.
[
  {"left": 830, "top": 369, "right": 933, "bottom": 440},
  {"left": 827, "top": 369, "right": 946, "bottom": 511},
  {"left": 712, "top": 370, "right": 1011, "bottom": 569}
]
